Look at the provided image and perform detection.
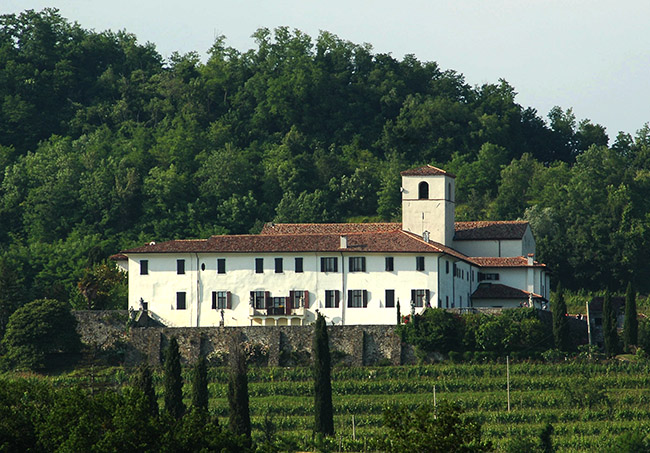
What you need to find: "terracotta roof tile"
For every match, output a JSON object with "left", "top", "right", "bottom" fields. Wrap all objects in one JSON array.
[
  {"left": 400, "top": 165, "right": 456, "bottom": 178},
  {"left": 472, "top": 283, "right": 544, "bottom": 300},
  {"left": 260, "top": 222, "right": 401, "bottom": 235},
  {"left": 121, "top": 230, "right": 476, "bottom": 264},
  {"left": 454, "top": 221, "right": 529, "bottom": 240},
  {"left": 109, "top": 253, "right": 128, "bottom": 261},
  {"left": 470, "top": 256, "right": 545, "bottom": 268}
]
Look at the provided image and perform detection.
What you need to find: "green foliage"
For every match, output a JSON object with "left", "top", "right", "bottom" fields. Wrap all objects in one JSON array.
[
  {"left": 398, "top": 308, "right": 552, "bottom": 359},
  {"left": 602, "top": 291, "right": 620, "bottom": 356},
  {"left": 163, "top": 337, "right": 185, "bottom": 419},
  {"left": 552, "top": 284, "right": 571, "bottom": 352},
  {"left": 1, "top": 298, "right": 81, "bottom": 370},
  {"left": 313, "top": 312, "right": 334, "bottom": 436},
  {"left": 623, "top": 282, "right": 638, "bottom": 351},
  {"left": 383, "top": 401, "right": 491, "bottom": 452},
  {"left": 133, "top": 362, "right": 158, "bottom": 417},
  {"left": 228, "top": 336, "right": 252, "bottom": 443},
  {"left": 191, "top": 355, "right": 209, "bottom": 413}
]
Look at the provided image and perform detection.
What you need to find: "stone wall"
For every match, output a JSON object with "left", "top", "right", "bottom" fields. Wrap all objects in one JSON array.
[{"left": 73, "top": 311, "right": 404, "bottom": 367}]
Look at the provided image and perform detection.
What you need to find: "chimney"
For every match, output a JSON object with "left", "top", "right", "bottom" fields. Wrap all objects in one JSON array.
[
  {"left": 527, "top": 253, "right": 534, "bottom": 266},
  {"left": 422, "top": 231, "right": 430, "bottom": 243},
  {"left": 340, "top": 235, "right": 348, "bottom": 249}
]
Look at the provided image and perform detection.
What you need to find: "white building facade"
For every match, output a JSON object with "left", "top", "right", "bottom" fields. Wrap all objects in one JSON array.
[{"left": 114, "top": 166, "right": 550, "bottom": 327}]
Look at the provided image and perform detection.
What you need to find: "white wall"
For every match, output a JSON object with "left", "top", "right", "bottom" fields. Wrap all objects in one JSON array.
[{"left": 128, "top": 252, "right": 448, "bottom": 327}]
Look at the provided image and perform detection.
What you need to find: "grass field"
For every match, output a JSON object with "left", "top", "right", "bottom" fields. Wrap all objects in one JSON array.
[{"left": 24, "top": 360, "right": 650, "bottom": 452}]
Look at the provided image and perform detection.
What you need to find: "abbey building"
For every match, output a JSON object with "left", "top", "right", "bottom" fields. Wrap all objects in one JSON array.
[{"left": 113, "top": 166, "right": 549, "bottom": 327}]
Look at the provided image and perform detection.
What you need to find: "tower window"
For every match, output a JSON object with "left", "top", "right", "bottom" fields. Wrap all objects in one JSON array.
[{"left": 418, "top": 181, "right": 429, "bottom": 200}]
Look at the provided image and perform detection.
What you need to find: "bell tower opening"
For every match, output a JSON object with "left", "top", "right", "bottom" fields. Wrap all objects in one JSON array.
[{"left": 418, "top": 181, "right": 429, "bottom": 200}]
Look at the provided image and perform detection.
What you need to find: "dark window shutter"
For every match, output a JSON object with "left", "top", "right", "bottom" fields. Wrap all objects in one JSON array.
[
  {"left": 335, "top": 291, "right": 340, "bottom": 308},
  {"left": 286, "top": 296, "right": 292, "bottom": 315},
  {"left": 362, "top": 258, "right": 366, "bottom": 272},
  {"left": 411, "top": 289, "right": 416, "bottom": 305},
  {"left": 212, "top": 291, "right": 217, "bottom": 309},
  {"left": 347, "top": 290, "right": 352, "bottom": 308},
  {"left": 363, "top": 290, "right": 368, "bottom": 308},
  {"left": 334, "top": 258, "right": 338, "bottom": 272},
  {"left": 304, "top": 290, "right": 309, "bottom": 308},
  {"left": 227, "top": 291, "right": 232, "bottom": 309},
  {"left": 265, "top": 291, "right": 271, "bottom": 309},
  {"left": 426, "top": 289, "right": 430, "bottom": 305}
]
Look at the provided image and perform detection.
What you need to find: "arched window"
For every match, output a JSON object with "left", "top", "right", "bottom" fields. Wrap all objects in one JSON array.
[
  {"left": 418, "top": 181, "right": 429, "bottom": 199},
  {"left": 447, "top": 182, "right": 452, "bottom": 201}
]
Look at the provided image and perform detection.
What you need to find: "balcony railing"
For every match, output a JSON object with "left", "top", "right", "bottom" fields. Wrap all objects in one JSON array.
[{"left": 249, "top": 306, "right": 305, "bottom": 317}]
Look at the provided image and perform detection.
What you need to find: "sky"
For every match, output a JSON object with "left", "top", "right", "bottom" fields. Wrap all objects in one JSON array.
[{"left": 4, "top": 0, "right": 650, "bottom": 139}]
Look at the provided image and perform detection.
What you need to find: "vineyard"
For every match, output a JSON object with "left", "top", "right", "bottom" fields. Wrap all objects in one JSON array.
[{"left": 40, "top": 360, "right": 650, "bottom": 452}]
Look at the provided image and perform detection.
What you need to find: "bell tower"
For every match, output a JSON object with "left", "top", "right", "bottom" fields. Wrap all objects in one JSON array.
[{"left": 400, "top": 165, "right": 455, "bottom": 246}]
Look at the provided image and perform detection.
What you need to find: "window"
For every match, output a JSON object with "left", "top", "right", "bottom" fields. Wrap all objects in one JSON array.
[
  {"left": 349, "top": 257, "right": 366, "bottom": 272},
  {"left": 251, "top": 291, "right": 267, "bottom": 309},
  {"left": 325, "top": 290, "right": 340, "bottom": 308},
  {"left": 255, "top": 258, "right": 263, "bottom": 274},
  {"left": 411, "top": 289, "right": 429, "bottom": 307},
  {"left": 212, "top": 291, "right": 230, "bottom": 309},
  {"left": 453, "top": 263, "right": 457, "bottom": 277},
  {"left": 321, "top": 257, "right": 338, "bottom": 272},
  {"left": 177, "top": 259, "right": 185, "bottom": 275},
  {"left": 295, "top": 257, "right": 303, "bottom": 273},
  {"left": 446, "top": 261, "right": 449, "bottom": 274},
  {"left": 217, "top": 258, "right": 226, "bottom": 274},
  {"left": 275, "top": 258, "right": 283, "bottom": 273},
  {"left": 290, "top": 290, "right": 308, "bottom": 308},
  {"left": 445, "top": 296, "right": 449, "bottom": 308},
  {"left": 385, "top": 289, "right": 395, "bottom": 308},
  {"left": 416, "top": 256, "right": 425, "bottom": 271},
  {"left": 347, "top": 289, "right": 368, "bottom": 308},
  {"left": 385, "top": 257, "right": 394, "bottom": 272},
  {"left": 140, "top": 260, "right": 149, "bottom": 275},
  {"left": 176, "top": 292, "right": 186, "bottom": 310},
  {"left": 478, "top": 272, "right": 500, "bottom": 281},
  {"left": 418, "top": 181, "right": 429, "bottom": 199}
]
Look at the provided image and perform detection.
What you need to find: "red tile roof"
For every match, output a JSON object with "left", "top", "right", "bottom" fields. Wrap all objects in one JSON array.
[
  {"left": 109, "top": 253, "right": 128, "bottom": 261},
  {"left": 472, "top": 283, "right": 544, "bottom": 300},
  {"left": 454, "top": 221, "right": 529, "bottom": 240},
  {"left": 400, "top": 165, "right": 456, "bottom": 178},
  {"left": 260, "top": 222, "right": 401, "bottom": 235},
  {"left": 470, "top": 256, "right": 545, "bottom": 268},
  {"left": 121, "top": 230, "right": 476, "bottom": 264}
]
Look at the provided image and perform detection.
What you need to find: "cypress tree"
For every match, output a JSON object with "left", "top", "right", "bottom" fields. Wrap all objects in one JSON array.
[
  {"left": 163, "top": 337, "right": 185, "bottom": 419},
  {"left": 602, "top": 291, "right": 619, "bottom": 356},
  {"left": 552, "top": 284, "right": 570, "bottom": 351},
  {"left": 623, "top": 282, "right": 638, "bottom": 352},
  {"left": 397, "top": 301, "right": 401, "bottom": 325},
  {"left": 228, "top": 336, "right": 251, "bottom": 443},
  {"left": 134, "top": 362, "right": 158, "bottom": 417},
  {"left": 191, "top": 355, "right": 209, "bottom": 413},
  {"left": 313, "top": 312, "right": 334, "bottom": 436}
]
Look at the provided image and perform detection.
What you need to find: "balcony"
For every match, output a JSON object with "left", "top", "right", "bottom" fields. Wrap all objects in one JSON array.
[{"left": 249, "top": 305, "right": 305, "bottom": 326}]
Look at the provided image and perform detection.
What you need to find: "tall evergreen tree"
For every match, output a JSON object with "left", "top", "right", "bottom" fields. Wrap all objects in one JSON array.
[
  {"left": 228, "top": 336, "right": 251, "bottom": 443},
  {"left": 313, "top": 312, "right": 334, "bottom": 436},
  {"left": 133, "top": 362, "right": 158, "bottom": 417},
  {"left": 191, "top": 355, "right": 209, "bottom": 413},
  {"left": 623, "top": 282, "right": 638, "bottom": 352},
  {"left": 602, "top": 291, "right": 619, "bottom": 356},
  {"left": 552, "top": 284, "right": 570, "bottom": 351},
  {"left": 163, "top": 337, "right": 185, "bottom": 419}
]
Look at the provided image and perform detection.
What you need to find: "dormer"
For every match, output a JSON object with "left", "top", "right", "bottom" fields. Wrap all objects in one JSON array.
[{"left": 400, "top": 165, "right": 455, "bottom": 246}]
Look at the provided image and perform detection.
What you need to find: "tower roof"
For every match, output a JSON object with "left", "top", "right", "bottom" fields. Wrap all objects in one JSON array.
[{"left": 400, "top": 165, "right": 456, "bottom": 178}]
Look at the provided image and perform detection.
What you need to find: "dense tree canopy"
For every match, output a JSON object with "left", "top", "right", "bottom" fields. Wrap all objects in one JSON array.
[{"left": 0, "top": 8, "right": 649, "bottom": 326}]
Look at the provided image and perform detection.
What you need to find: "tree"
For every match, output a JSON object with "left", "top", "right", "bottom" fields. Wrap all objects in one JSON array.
[
  {"left": 163, "top": 337, "right": 185, "bottom": 419},
  {"left": 228, "top": 336, "right": 251, "bottom": 443},
  {"left": 552, "top": 284, "right": 571, "bottom": 351},
  {"left": 602, "top": 291, "right": 619, "bottom": 356},
  {"left": 623, "top": 282, "right": 638, "bottom": 352},
  {"left": 1, "top": 298, "right": 81, "bottom": 370},
  {"left": 383, "top": 401, "right": 491, "bottom": 453},
  {"left": 191, "top": 355, "right": 209, "bottom": 413},
  {"left": 133, "top": 362, "right": 158, "bottom": 418},
  {"left": 313, "top": 312, "right": 334, "bottom": 436}
]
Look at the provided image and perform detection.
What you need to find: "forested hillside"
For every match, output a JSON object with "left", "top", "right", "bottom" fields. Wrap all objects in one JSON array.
[{"left": 1, "top": 8, "right": 650, "bottom": 318}]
